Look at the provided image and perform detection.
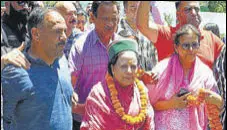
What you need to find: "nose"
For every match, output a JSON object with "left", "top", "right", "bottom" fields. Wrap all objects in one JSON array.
[
  {"left": 127, "top": 66, "right": 133, "bottom": 74},
  {"left": 188, "top": 46, "right": 193, "bottom": 51},
  {"left": 190, "top": 8, "right": 197, "bottom": 16},
  {"left": 72, "top": 13, "right": 77, "bottom": 21},
  {"left": 59, "top": 32, "right": 67, "bottom": 41},
  {"left": 106, "top": 19, "right": 114, "bottom": 28}
]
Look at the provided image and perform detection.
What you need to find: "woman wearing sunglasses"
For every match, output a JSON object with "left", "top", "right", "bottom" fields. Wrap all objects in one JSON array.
[{"left": 147, "top": 24, "right": 223, "bottom": 130}]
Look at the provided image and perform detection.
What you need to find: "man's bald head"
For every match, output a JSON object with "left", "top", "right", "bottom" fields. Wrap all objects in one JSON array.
[{"left": 55, "top": 1, "right": 76, "bottom": 16}]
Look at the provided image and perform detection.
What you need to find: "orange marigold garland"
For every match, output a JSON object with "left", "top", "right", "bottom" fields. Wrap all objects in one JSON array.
[
  {"left": 105, "top": 73, "right": 148, "bottom": 125},
  {"left": 186, "top": 88, "right": 222, "bottom": 130}
]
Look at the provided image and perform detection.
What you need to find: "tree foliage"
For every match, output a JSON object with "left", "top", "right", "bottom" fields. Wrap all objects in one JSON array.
[
  {"left": 43, "top": 1, "right": 57, "bottom": 7},
  {"left": 164, "top": 13, "right": 173, "bottom": 26},
  {"left": 208, "top": 1, "right": 226, "bottom": 13}
]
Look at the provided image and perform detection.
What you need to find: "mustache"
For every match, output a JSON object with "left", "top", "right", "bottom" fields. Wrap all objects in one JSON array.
[
  {"left": 57, "top": 41, "right": 66, "bottom": 46},
  {"left": 104, "top": 26, "right": 113, "bottom": 31}
]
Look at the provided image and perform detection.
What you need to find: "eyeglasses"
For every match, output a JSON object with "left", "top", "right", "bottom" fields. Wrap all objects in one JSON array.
[
  {"left": 17, "top": 1, "right": 28, "bottom": 6},
  {"left": 180, "top": 42, "right": 200, "bottom": 50}
]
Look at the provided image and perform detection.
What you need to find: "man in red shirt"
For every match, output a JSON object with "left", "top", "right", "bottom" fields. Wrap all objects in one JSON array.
[{"left": 137, "top": 1, "right": 224, "bottom": 69}]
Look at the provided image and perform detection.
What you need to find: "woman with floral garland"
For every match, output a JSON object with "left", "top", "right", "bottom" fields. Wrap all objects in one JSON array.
[
  {"left": 147, "top": 24, "right": 223, "bottom": 130},
  {"left": 80, "top": 39, "right": 155, "bottom": 130}
]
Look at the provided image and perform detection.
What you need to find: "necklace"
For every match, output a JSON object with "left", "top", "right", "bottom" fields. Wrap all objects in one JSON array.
[{"left": 105, "top": 73, "right": 148, "bottom": 125}]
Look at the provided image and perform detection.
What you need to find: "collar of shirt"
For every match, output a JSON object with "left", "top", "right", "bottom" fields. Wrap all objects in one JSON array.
[
  {"left": 91, "top": 29, "right": 119, "bottom": 46},
  {"left": 175, "top": 24, "right": 204, "bottom": 40},
  {"left": 24, "top": 52, "right": 60, "bottom": 68},
  {"left": 120, "top": 18, "right": 138, "bottom": 37}
]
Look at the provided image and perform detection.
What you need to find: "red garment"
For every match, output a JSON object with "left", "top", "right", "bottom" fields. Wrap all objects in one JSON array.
[
  {"left": 155, "top": 25, "right": 224, "bottom": 69},
  {"left": 81, "top": 80, "right": 155, "bottom": 130}
]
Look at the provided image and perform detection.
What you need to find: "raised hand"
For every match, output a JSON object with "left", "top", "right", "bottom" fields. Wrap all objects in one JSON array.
[{"left": 1, "top": 42, "right": 31, "bottom": 70}]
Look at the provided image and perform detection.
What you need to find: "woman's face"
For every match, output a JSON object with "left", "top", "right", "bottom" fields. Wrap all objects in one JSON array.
[
  {"left": 175, "top": 31, "right": 200, "bottom": 64},
  {"left": 111, "top": 51, "right": 138, "bottom": 87}
]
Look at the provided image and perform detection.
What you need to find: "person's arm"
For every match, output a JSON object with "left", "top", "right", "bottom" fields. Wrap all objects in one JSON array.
[
  {"left": 1, "top": 43, "right": 30, "bottom": 70},
  {"left": 71, "top": 91, "right": 85, "bottom": 115},
  {"left": 2, "top": 66, "right": 32, "bottom": 129},
  {"left": 136, "top": 1, "right": 159, "bottom": 43},
  {"left": 213, "top": 33, "right": 224, "bottom": 60},
  {"left": 154, "top": 93, "right": 190, "bottom": 111},
  {"left": 204, "top": 89, "right": 223, "bottom": 109}
]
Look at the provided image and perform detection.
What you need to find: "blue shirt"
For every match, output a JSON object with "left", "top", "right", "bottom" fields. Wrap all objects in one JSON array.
[
  {"left": 1, "top": 54, "right": 73, "bottom": 130},
  {"left": 64, "top": 28, "right": 83, "bottom": 60}
]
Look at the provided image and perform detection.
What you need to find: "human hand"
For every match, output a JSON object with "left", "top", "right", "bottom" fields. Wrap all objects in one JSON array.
[
  {"left": 141, "top": 71, "right": 158, "bottom": 85},
  {"left": 1, "top": 42, "right": 30, "bottom": 70},
  {"left": 71, "top": 92, "right": 86, "bottom": 115},
  {"left": 72, "top": 92, "right": 78, "bottom": 107},
  {"left": 170, "top": 92, "right": 191, "bottom": 109},
  {"left": 203, "top": 90, "right": 223, "bottom": 109}
]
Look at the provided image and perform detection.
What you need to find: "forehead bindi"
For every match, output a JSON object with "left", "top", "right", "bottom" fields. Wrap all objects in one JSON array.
[{"left": 117, "top": 52, "right": 137, "bottom": 65}]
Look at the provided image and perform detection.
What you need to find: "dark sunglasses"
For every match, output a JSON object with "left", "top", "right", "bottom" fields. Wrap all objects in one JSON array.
[
  {"left": 17, "top": 1, "right": 28, "bottom": 6},
  {"left": 181, "top": 42, "right": 200, "bottom": 50}
]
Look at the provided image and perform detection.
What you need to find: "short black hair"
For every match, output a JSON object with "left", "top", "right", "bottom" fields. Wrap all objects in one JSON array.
[
  {"left": 27, "top": 7, "right": 56, "bottom": 39},
  {"left": 174, "top": 24, "right": 201, "bottom": 46},
  {"left": 108, "top": 54, "right": 119, "bottom": 76},
  {"left": 91, "top": 1, "right": 120, "bottom": 17},
  {"left": 175, "top": 1, "right": 181, "bottom": 10}
]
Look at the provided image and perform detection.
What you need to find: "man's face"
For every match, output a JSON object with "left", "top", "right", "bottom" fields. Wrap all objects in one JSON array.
[
  {"left": 38, "top": 11, "right": 67, "bottom": 59},
  {"left": 177, "top": 1, "right": 201, "bottom": 28},
  {"left": 125, "top": 1, "right": 139, "bottom": 22},
  {"left": 76, "top": 15, "right": 86, "bottom": 32},
  {"left": 9, "top": 1, "right": 30, "bottom": 22},
  {"left": 60, "top": 2, "right": 77, "bottom": 35},
  {"left": 93, "top": 3, "right": 119, "bottom": 38},
  {"left": 86, "top": 4, "right": 92, "bottom": 14}
]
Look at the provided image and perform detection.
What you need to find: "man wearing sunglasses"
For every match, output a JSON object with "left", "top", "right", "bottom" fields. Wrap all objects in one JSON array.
[
  {"left": 1, "top": 1, "right": 31, "bottom": 56},
  {"left": 137, "top": 1, "right": 224, "bottom": 69}
]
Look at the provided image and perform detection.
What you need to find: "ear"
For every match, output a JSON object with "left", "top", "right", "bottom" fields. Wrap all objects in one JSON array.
[
  {"left": 90, "top": 12, "right": 96, "bottom": 23},
  {"left": 31, "top": 28, "right": 40, "bottom": 41}
]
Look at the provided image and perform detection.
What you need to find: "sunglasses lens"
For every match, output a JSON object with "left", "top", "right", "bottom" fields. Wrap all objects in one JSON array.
[
  {"left": 17, "top": 1, "right": 26, "bottom": 6},
  {"left": 181, "top": 43, "right": 199, "bottom": 50},
  {"left": 182, "top": 44, "right": 189, "bottom": 50},
  {"left": 192, "top": 43, "right": 199, "bottom": 49}
]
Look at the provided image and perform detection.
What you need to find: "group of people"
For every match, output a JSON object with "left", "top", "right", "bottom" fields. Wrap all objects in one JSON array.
[{"left": 1, "top": 1, "right": 226, "bottom": 130}]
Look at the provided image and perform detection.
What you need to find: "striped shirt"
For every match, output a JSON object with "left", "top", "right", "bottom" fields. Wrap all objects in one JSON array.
[
  {"left": 119, "top": 19, "right": 158, "bottom": 71},
  {"left": 68, "top": 29, "right": 119, "bottom": 122},
  {"left": 213, "top": 45, "right": 226, "bottom": 130}
]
